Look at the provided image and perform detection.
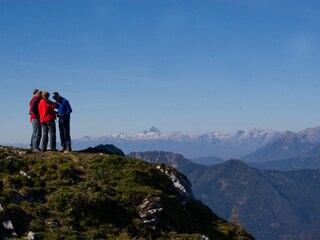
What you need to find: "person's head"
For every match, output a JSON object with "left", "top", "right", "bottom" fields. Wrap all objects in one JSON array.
[
  {"left": 36, "top": 91, "right": 43, "bottom": 98},
  {"left": 33, "top": 89, "right": 39, "bottom": 95},
  {"left": 52, "top": 92, "right": 60, "bottom": 101},
  {"left": 42, "top": 91, "right": 50, "bottom": 99}
]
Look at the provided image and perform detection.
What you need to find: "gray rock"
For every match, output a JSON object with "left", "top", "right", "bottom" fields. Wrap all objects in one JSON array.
[
  {"left": 27, "top": 231, "right": 36, "bottom": 240},
  {"left": 2, "top": 220, "right": 14, "bottom": 230},
  {"left": 156, "top": 164, "right": 194, "bottom": 202},
  {"left": 138, "top": 195, "right": 163, "bottom": 224},
  {"left": 200, "top": 235, "right": 210, "bottom": 240}
]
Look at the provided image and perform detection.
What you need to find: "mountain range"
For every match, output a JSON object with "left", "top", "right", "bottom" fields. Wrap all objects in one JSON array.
[
  {"left": 72, "top": 127, "right": 280, "bottom": 159},
  {"left": 129, "top": 151, "right": 320, "bottom": 240},
  {"left": 242, "top": 128, "right": 320, "bottom": 169},
  {"left": 71, "top": 127, "right": 320, "bottom": 161},
  {"left": 8, "top": 126, "right": 320, "bottom": 169},
  {"left": 242, "top": 130, "right": 318, "bottom": 162}
]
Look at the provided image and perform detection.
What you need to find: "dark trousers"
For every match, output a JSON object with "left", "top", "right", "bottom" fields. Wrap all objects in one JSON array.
[
  {"left": 59, "top": 116, "right": 71, "bottom": 147},
  {"left": 41, "top": 120, "right": 56, "bottom": 151}
]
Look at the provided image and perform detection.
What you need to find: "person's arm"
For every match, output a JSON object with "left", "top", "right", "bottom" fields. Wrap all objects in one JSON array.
[
  {"left": 61, "top": 99, "right": 72, "bottom": 115},
  {"left": 65, "top": 100, "right": 72, "bottom": 115}
]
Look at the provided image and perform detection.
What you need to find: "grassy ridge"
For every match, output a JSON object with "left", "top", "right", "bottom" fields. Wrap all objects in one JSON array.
[{"left": 0, "top": 146, "right": 253, "bottom": 240}]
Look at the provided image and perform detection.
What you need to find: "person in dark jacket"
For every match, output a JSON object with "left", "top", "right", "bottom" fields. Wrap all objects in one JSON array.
[
  {"left": 38, "top": 91, "right": 57, "bottom": 152},
  {"left": 52, "top": 92, "right": 73, "bottom": 152},
  {"left": 29, "top": 89, "right": 42, "bottom": 151}
]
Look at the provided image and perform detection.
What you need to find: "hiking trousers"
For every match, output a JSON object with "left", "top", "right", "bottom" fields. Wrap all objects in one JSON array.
[{"left": 41, "top": 120, "right": 56, "bottom": 151}]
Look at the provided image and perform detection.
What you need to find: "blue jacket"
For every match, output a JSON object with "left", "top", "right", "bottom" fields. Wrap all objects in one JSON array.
[{"left": 56, "top": 97, "right": 72, "bottom": 117}]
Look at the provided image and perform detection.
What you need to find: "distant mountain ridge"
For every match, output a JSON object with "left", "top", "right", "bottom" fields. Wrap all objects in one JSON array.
[
  {"left": 191, "top": 156, "right": 225, "bottom": 166},
  {"left": 73, "top": 127, "right": 281, "bottom": 159},
  {"left": 127, "top": 151, "right": 206, "bottom": 176},
  {"left": 249, "top": 155, "right": 320, "bottom": 171},
  {"left": 73, "top": 126, "right": 320, "bottom": 160},
  {"left": 130, "top": 150, "right": 320, "bottom": 240},
  {"left": 193, "top": 161, "right": 320, "bottom": 240},
  {"left": 8, "top": 126, "right": 320, "bottom": 161},
  {"left": 243, "top": 128, "right": 320, "bottom": 162}
]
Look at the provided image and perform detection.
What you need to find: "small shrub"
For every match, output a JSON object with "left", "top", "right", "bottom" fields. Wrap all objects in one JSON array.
[
  {"left": 57, "top": 163, "right": 82, "bottom": 182},
  {"left": 29, "top": 219, "right": 45, "bottom": 232}
]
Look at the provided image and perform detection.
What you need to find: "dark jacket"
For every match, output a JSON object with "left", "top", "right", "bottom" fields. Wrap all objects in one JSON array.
[{"left": 29, "top": 96, "right": 41, "bottom": 121}]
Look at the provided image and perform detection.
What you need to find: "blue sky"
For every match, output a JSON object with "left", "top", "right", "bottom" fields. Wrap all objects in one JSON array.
[{"left": 1, "top": 0, "right": 320, "bottom": 143}]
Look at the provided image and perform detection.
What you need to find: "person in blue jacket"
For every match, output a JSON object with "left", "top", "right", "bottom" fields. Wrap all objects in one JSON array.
[{"left": 52, "top": 92, "right": 73, "bottom": 152}]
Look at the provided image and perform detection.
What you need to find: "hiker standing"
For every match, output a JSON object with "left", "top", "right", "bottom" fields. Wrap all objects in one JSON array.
[
  {"left": 38, "top": 91, "right": 57, "bottom": 152},
  {"left": 52, "top": 92, "right": 73, "bottom": 152},
  {"left": 29, "top": 89, "right": 42, "bottom": 151}
]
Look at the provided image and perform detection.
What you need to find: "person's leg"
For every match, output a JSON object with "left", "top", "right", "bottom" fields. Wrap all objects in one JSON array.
[
  {"left": 48, "top": 120, "right": 56, "bottom": 151},
  {"left": 64, "top": 117, "right": 72, "bottom": 151},
  {"left": 41, "top": 123, "right": 48, "bottom": 152},
  {"left": 34, "top": 119, "right": 42, "bottom": 150},
  {"left": 30, "top": 120, "right": 35, "bottom": 149},
  {"left": 59, "top": 118, "right": 66, "bottom": 151}
]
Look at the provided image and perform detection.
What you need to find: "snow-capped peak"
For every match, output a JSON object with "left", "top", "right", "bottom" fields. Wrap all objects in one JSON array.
[
  {"left": 136, "top": 127, "right": 162, "bottom": 139},
  {"left": 299, "top": 127, "right": 320, "bottom": 144},
  {"left": 111, "top": 133, "right": 129, "bottom": 139},
  {"left": 238, "top": 128, "right": 279, "bottom": 139},
  {"left": 141, "top": 127, "right": 161, "bottom": 135}
]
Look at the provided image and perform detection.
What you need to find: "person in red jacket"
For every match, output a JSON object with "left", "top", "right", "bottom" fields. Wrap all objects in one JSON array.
[
  {"left": 29, "top": 89, "right": 42, "bottom": 151},
  {"left": 38, "top": 91, "right": 57, "bottom": 152}
]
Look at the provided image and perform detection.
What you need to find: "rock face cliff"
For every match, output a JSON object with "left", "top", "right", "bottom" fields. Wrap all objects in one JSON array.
[{"left": 0, "top": 146, "right": 253, "bottom": 240}]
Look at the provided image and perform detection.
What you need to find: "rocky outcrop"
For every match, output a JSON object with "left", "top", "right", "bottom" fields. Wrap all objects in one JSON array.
[
  {"left": 137, "top": 164, "right": 211, "bottom": 238},
  {"left": 156, "top": 164, "right": 194, "bottom": 203},
  {"left": 138, "top": 195, "right": 166, "bottom": 238}
]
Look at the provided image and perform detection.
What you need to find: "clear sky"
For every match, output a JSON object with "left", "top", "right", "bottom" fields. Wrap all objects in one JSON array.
[{"left": 1, "top": 0, "right": 320, "bottom": 144}]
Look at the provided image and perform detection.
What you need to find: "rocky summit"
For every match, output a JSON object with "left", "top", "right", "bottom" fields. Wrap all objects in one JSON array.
[{"left": 0, "top": 146, "right": 253, "bottom": 240}]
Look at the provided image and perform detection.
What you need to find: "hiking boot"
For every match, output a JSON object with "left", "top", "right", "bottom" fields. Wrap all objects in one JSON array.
[
  {"left": 59, "top": 147, "right": 67, "bottom": 152},
  {"left": 64, "top": 146, "right": 72, "bottom": 153},
  {"left": 33, "top": 148, "right": 41, "bottom": 153}
]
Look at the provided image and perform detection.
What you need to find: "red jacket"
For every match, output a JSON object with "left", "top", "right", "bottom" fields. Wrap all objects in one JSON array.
[
  {"left": 29, "top": 96, "right": 41, "bottom": 122},
  {"left": 38, "top": 99, "right": 57, "bottom": 123}
]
